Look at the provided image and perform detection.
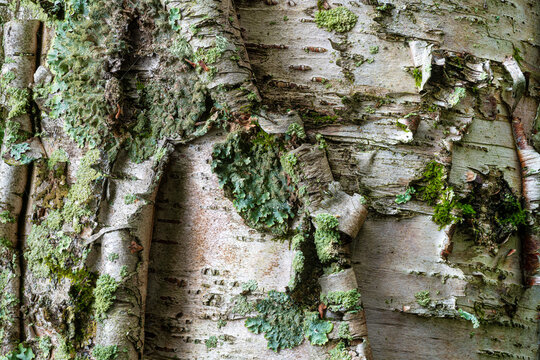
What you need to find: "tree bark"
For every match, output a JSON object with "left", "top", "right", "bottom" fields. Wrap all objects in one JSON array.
[{"left": 0, "top": 0, "right": 538, "bottom": 359}]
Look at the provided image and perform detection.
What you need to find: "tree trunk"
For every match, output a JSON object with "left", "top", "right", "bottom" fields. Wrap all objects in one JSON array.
[{"left": 0, "top": 0, "right": 538, "bottom": 359}]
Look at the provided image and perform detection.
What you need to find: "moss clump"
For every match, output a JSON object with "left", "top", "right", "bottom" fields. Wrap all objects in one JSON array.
[
  {"left": 412, "top": 68, "right": 422, "bottom": 89},
  {"left": 328, "top": 341, "right": 352, "bottom": 360},
  {"left": 300, "top": 110, "right": 338, "bottom": 126},
  {"left": 303, "top": 311, "right": 333, "bottom": 345},
  {"left": 289, "top": 250, "right": 306, "bottom": 290},
  {"left": 414, "top": 290, "right": 430, "bottom": 307},
  {"left": 416, "top": 161, "right": 446, "bottom": 204},
  {"left": 321, "top": 289, "right": 362, "bottom": 313},
  {"left": 93, "top": 274, "right": 118, "bottom": 320},
  {"left": 281, "top": 153, "right": 299, "bottom": 184},
  {"left": 337, "top": 322, "right": 352, "bottom": 341},
  {"left": 92, "top": 344, "right": 119, "bottom": 360},
  {"left": 245, "top": 291, "right": 304, "bottom": 352},
  {"left": 313, "top": 214, "right": 341, "bottom": 264},
  {"left": 315, "top": 7, "right": 358, "bottom": 33},
  {"left": 211, "top": 131, "right": 294, "bottom": 235}
]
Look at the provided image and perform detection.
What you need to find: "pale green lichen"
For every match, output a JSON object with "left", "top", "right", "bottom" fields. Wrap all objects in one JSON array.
[
  {"left": 315, "top": 7, "right": 358, "bottom": 33},
  {"left": 245, "top": 291, "right": 304, "bottom": 352},
  {"left": 313, "top": 214, "right": 341, "bottom": 264},
  {"left": 93, "top": 274, "right": 119, "bottom": 320},
  {"left": 303, "top": 311, "right": 333, "bottom": 345},
  {"left": 289, "top": 251, "right": 305, "bottom": 289},
  {"left": 321, "top": 289, "right": 362, "bottom": 312},
  {"left": 448, "top": 87, "right": 466, "bottom": 107},
  {"left": 48, "top": 148, "right": 69, "bottom": 168},
  {"left": 241, "top": 280, "right": 258, "bottom": 293},
  {"left": 337, "top": 322, "right": 352, "bottom": 341},
  {"left": 458, "top": 308, "right": 480, "bottom": 328},
  {"left": 38, "top": 336, "right": 52, "bottom": 359},
  {"left": 0, "top": 210, "right": 15, "bottom": 224},
  {"left": 205, "top": 336, "right": 218, "bottom": 350},
  {"left": 281, "top": 153, "right": 299, "bottom": 184},
  {"left": 92, "top": 344, "right": 119, "bottom": 360},
  {"left": 327, "top": 341, "right": 351, "bottom": 360}
]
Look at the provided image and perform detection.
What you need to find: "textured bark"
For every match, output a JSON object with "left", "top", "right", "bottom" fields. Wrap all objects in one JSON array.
[
  {"left": 0, "top": 0, "right": 538, "bottom": 359},
  {"left": 0, "top": 19, "right": 39, "bottom": 352}
]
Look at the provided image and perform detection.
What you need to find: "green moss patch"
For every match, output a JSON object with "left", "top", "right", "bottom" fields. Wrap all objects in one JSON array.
[
  {"left": 314, "top": 214, "right": 341, "bottom": 264},
  {"left": 321, "top": 289, "right": 362, "bottom": 313},
  {"left": 315, "top": 7, "right": 358, "bottom": 33},
  {"left": 93, "top": 274, "right": 119, "bottom": 321}
]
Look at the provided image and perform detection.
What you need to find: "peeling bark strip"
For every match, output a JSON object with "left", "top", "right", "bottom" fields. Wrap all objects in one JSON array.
[
  {"left": 0, "top": 20, "right": 40, "bottom": 352},
  {"left": 511, "top": 119, "right": 540, "bottom": 286},
  {"left": 95, "top": 143, "right": 173, "bottom": 358},
  {"left": 287, "top": 143, "right": 373, "bottom": 358}
]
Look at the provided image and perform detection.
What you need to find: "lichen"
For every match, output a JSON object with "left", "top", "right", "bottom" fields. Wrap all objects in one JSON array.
[
  {"left": 289, "top": 250, "right": 306, "bottom": 290},
  {"left": 395, "top": 187, "right": 416, "bottom": 204},
  {"left": 327, "top": 341, "right": 352, "bottom": 360},
  {"left": 303, "top": 311, "right": 333, "bottom": 345},
  {"left": 337, "top": 322, "right": 352, "bottom": 341},
  {"left": 448, "top": 87, "right": 466, "bottom": 107},
  {"left": 38, "top": 336, "right": 52, "bottom": 358},
  {"left": 286, "top": 122, "right": 306, "bottom": 140},
  {"left": 0, "top": 210, "right": 15, "bottom": 224},
  {"left": 313, "top": 214, "right": 341, "bottom": 264},
  {"left": 93, "top": 274, "right": 118, "bottom": 321},
  {"left": 245, "top": 291, "right": 304, "bottom": 352},
  {"left": 315, "top": 7, "right": 358, "bottom": 33},
  {"left": 205, "top": 336, "right": 218, "bottom": 350},
  {"left": 211, "top": 131, "right": 294, "bottom": 235},
  {"left": 281, "top": 153, "right": 299, "bottom": 184},
  {"left": 241, "top": 280, "right": 258, "bottom": 293},
  {"left": 414, "top": 290, "right": 431, "bottom": 307},
  {"left": 92, "top": 344, "right": 119, "bottom": 360},
  {"left": 321, "top": 289, "right": 362, "bottom": 313},
  {"left": 0, "top": 343, "right": 34, "bottom": 360}
]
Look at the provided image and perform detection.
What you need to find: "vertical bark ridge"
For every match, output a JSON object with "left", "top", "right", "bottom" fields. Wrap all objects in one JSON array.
[{"left": 0, "top": 19, "right": 40, "bottom": 352}]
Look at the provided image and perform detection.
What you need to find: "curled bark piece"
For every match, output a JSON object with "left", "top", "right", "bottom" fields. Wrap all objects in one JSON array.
[
  {"left": 95, "top": 142, "right": 174, "bottom": 358},
  {"left": 319, "top": 269, "right": 373, "bottom": 359},
  {"left": 502, "top": 56, "right": 525, "bottom": 113},
  {"left": 256, "top": 110, "right": 303, "bottom": 134},
  {"left": 511, "top": 118, "right": 540, "bottom": 286},
  {"left": 0, "top": 19, "right": 40, "bottom": 352},
  {"left": 408, "top": 40, "right": 432, "bottom": 91},
  {"left": 313, "top": 182, "right": 368, "bottom": 239},
  {"left": 289, "top": 143, "right": 334, "bottom": 208}
]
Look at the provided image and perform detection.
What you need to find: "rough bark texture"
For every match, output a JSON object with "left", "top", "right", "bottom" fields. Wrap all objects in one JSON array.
[{"left": 0, "top": 0, "right": 538, "bottom": 359}]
